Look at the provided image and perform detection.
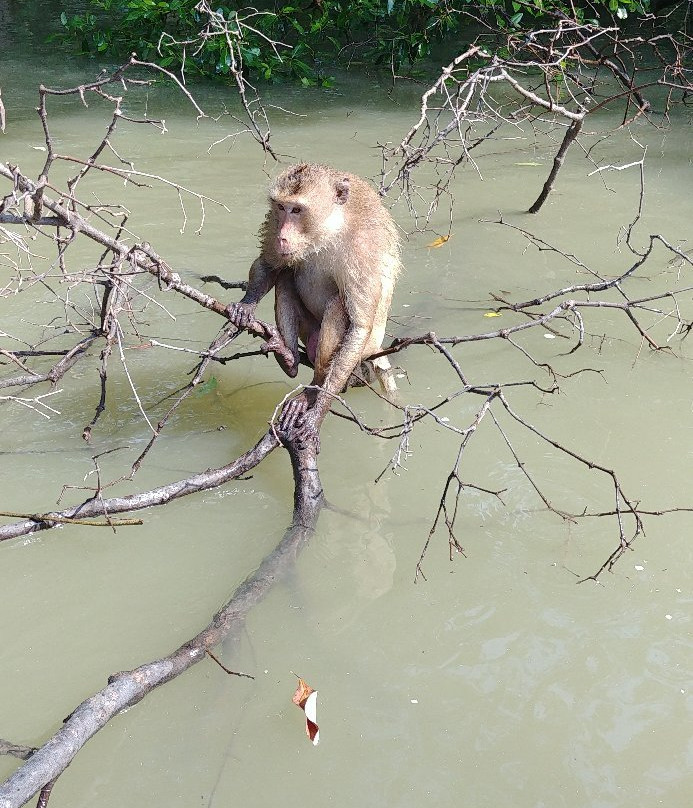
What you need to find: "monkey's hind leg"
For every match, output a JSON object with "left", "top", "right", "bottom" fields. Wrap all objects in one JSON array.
[
  {"left": 279, "top": 296, "right": 347, "bottom": 449},
  {"left": 273, "top": 272, "right": 317, "bottom": 378}
]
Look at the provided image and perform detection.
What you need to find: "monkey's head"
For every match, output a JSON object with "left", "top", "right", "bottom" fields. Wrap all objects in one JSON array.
[{"left": 264, "top": 164, "right": 350, "bottom": 265}]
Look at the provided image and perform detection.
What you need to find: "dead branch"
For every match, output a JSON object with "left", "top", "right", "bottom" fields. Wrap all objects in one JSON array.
[
  {"left": 528, "top": 118, "right": 583, "bottom": 213},
  {"left": 0, "top": 434, "right": 323, "bottom": 808},
  {"left": 359, "top": 211, "right": 692, "bottom": 579},
  {"left": 0, "top": 432, "right": 279, "bottom": 544},
  {"left": 415, "top": 389, "right": 501, "bottom": 581},
  {"left": 159, "top": 1, "right": 280, "bottom": 157},
  {"left": 0, "top": 336, "right": 100, "bottom": 392},
  {"left": 0, "top": 512, "right": 141, "bottom": 527},
  {"left": 381, "top": 12, "right": 692, "bottom": 226}
]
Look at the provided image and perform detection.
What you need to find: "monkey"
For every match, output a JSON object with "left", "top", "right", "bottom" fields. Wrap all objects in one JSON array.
[{"left": 227, "top": 162, "right": 400, "bottom": 447}]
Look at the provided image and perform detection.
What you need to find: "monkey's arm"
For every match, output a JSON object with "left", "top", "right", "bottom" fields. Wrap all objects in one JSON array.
[
  {"left": 226, "top": 257, "right": 299, "bottom": 374},
  {"left": 226, "top": 256, "right": 280, "bottom": 328},
  {"left": 318, "top": 324, "right": 370, "bottom": 407}
]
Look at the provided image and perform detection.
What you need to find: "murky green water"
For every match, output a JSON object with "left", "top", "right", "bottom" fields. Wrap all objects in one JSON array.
[{"left": 1, "top": 6, "right": 692, "bottom": 807}]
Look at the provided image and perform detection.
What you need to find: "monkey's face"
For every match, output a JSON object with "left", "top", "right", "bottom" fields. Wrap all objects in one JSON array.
[
  {"left": 269, "top": 196, "right": 344, "bottom": 265},
  {"left": 273, "top": 200, "right": 309, "bottom": 261},
  {"left": 266, "top": 165, "right": 351, "bottom": 266}
]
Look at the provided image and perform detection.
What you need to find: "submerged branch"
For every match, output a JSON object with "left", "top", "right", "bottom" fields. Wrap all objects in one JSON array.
[{"left": 0, "top": 742, "right": 35, "bottom": 762}]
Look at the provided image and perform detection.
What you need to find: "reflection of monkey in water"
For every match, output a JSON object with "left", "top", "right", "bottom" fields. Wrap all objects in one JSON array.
[{"left": 227, "top": 163, "right": 401, "bottom": 446}]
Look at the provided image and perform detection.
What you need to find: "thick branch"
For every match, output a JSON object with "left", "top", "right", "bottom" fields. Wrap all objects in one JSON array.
[{"left": 0, "top": 435, "right": 323, "bottom": 808}]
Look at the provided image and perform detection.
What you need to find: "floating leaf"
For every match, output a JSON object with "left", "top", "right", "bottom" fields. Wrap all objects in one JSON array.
[
  {"left": 292, "top": 675, "right": 320, "bottom": 745},
  {"left": 483, "top": 311, "right": 502, "bottom": 318},
  {"left": 427, "top": 235, "right": 450, "bottom": 248}
]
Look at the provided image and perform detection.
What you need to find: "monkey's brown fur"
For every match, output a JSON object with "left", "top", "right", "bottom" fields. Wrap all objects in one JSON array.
[{"left": 227, "top": 163, "right": 400, "bottom": 447}]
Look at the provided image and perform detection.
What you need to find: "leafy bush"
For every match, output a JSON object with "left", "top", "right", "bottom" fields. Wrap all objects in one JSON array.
[{"left": 55, "top": 0, "right": 654, "bottom": 83}]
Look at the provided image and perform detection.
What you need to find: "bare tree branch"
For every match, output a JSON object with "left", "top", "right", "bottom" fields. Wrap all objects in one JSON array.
[
  {"left": 0, "top": 434, "right": 323, "bottom": 808},
  {"left": 381, "top": 12, "right": 692, "bottom": 226}
]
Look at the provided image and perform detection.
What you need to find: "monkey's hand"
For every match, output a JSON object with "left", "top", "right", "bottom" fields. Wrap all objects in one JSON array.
[
  {"left": 279, "top": 392, "right": 321, "bottom": 452},
  {"left": 226, "top": 300, "right": 257, "bottom": 329}
]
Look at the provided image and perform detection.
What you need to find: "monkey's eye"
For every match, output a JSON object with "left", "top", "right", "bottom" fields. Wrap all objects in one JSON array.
[
  {"left": 291, "top": 206, "right": 302, "bottom": 215},
  {"left": 277, "top": 203, "right": 285, "bottom": 212}
]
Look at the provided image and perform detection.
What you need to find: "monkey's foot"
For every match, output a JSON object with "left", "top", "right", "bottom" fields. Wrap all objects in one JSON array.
[
  {"left": 261, "top": 336, "right": 298, "bottom": 377},
  {"left": 288, "top": 417, "right": 321, "bottom": 453}
]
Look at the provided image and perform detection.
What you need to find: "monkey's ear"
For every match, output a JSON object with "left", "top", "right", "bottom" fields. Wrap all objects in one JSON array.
[{"left": 334, "top": 177, "right": 350, "bottom": 205}]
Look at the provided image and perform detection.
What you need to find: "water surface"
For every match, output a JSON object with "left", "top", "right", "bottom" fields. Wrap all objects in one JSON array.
[{"left": 1, "top": 17, "right": 692, "bottom": 808}]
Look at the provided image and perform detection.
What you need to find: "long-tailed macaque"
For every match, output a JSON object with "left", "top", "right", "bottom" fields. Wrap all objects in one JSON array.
[{"left": 227, "top": 163, "right": 400, "bottom": 446}]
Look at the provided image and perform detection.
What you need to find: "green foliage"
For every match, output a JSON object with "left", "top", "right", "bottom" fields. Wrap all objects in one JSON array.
[
  {"left": 55, "top": 0, "right": 654, "bottom": 83},
  {"left": 55, "top": 0, "right": 336, "bottom": 84}
]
